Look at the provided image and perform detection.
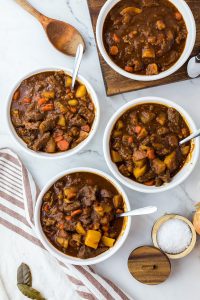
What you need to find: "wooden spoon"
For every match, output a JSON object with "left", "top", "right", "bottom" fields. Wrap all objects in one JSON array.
[{"left": 15, "top": 0, "right": 85, "bottom": 56}]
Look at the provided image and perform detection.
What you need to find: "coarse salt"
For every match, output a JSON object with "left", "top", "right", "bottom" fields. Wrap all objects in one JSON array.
[{"left": 157, "top": 218, "right": 192, "bottom": 254}]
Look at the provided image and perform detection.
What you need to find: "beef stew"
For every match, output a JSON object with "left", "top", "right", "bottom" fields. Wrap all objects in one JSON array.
[
  {"left": 10, "top": 71, "right": 95, "bottom": 153},
  {"left": 110, "top": 103, "right": 191, "bottom": 186},
  {"left": 40, "top": 172, "right": 126, "bottom": 258},
  {"left": 103, "top": 0, "right": 187, "bottom": 75}
]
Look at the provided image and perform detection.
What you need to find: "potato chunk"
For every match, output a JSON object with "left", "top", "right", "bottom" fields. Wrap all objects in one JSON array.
[
  {"left": 102, "top": 236, "right": 115, "bottom": 247},
  {"left": 146, "top": 63, "right": 158, "bottom": 75},
  {"left": 181, "top": 145, "right": 190, "bottom": 156},
  {"left": 113, "top": 194, "right": 123, "bottom": 209},
  {"left": 134, "top": 158, "right": 146, "bottom": 168},
  {"left": 64, "top": 187, "right": 77, "bottom": 199},
  {"left": 156, "top": 112, "right": 167, "bottom": 125},
  {"left": 120, "top": 7, "right": 142, "bottom": 15},
  {"left": 76, "top": 222, "right": 86, "bottom": 235},
  {"left": 111, "top": 150, "right": 122, "bottom": 163},
  {"left": 85, "top": 230, "right": 101, "bottom": 249},
  {"left": 42, "top": 90, "right": 55, "bottom": 99},
  {"left": 57, "top": 115, "right": 66, "bottom": 127},
  {"left": 65, "top": 76, "right": 72, "bottom": 87},
  {"left": 46, "top": 137, "right": 56, "bottom": 153},
  {"left": 164, "top": 151, "right": 177, "bottom": 170},
  {"left": 142, "top": 47, "right": 155, "bottom": 58},
  {"left": 133, "top": 165, "right": 147, "bottom": 179},
  {"left": 76, "top": 85, "right": 87, "bottom": 98},
  {"left": 56, "top": 237, "right": 69, "bottom": 249},
  {"left": 156, "top": 20, "right": 166, "bottom": 30}
]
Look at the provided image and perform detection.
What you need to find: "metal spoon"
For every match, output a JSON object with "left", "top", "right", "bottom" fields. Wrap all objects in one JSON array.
[
  {"left": 15, "top": 0, "right": 85, "bottom": 56},
  {"left": 117, "top": 206, "right": 157, "bottom": 218},
  {"left": 187, "top": 53, "right": 200, "bottom": 78},
  {"left": 71, "top": 44, "right": 84, "bottom": 90},
  {"left": 179, "top": 129, "right": 200, "bottom": 145}
]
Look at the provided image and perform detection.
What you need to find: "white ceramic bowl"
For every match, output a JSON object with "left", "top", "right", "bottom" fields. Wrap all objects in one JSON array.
[
  {"left": 34, "top": 167, "right": 131, "bottom": 265},
  {"left": 96, "top": 0, "right": 196, "bottom": 81},
  {"left": 103, "top": 97, "right": 199, "bottom": 193},
  {"left": 7, "top": 67, "right": 100, "bottom": 159}
]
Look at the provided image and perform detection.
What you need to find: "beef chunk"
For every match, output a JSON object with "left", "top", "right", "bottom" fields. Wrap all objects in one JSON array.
[
  {"left": 152, "top": 158, "right": 166, "bottom": 175},
  {"left": 137, "top": 170, "right": 155, "bottom": 183},
  {"left": 79, "top": 106, "right": 94, "bottom": 124},
  {"left": 64, "top": 201, "right": 81, "bottom": 212},
  {"left": 119, "top": 146, "right": 132, "bottom": 160},
  {"left": 119, "top": 164, "right": 131, "bottom": 177},
  {"left": 25, "top": 111, "right": 45, "bottom": 122},
  {"left": 77, "top": 245, "right": 93, "bottom": 259},
  {"left": 69, "top": 115, "right": 86, "bottom": 127},
  {"left": 71, "top": 131, "right": 89, "bottom": 148},
  {"left": 100, "top": 189, "right": 113, "bottom": 198},
  {"left": 23, "top": 121, "right": 41, "bottom": 130},
  {"left": 167, "top": 108, "right": 180, "bottom": 126},
  {"left": 39, "top": 115, "right": 58, "bottom": 134},
  {"left": 133, "top": 149, "right": 147, "bottom": 161},
  {"left": 167, "top": 134, "right": 178, "bottom": 148},
  {"left": 157, "top": 127, "right": 169, "bottom": 136},
  {"left": 129, "top": 112, "right": 138, "bottom": 125},
  {"left": 31, "top": 132, "right": 50, "bottom": 151},
  {"left": 140, "top": 110, "right": 155, "bottom": 124},
  {"left": 78, "top": 185, "right": 98, "bottom": 206}
]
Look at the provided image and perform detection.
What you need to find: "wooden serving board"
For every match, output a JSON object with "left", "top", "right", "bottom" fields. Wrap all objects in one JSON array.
[{"left": 87, "top": 0, "right": 200, "bottom": 96}]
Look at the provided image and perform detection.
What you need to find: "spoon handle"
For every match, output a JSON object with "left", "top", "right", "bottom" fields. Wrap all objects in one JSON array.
[
  {"left": 71, "top": 44, "right": 84, "bottom": 90},
  {"left": 15, "top": 0, "right": 45, "bottom": 22},
  {"left": 179, "top": 129, "right": 200, "bottom": 145},
  {"left": 118, "top": 206, "right": 157, "bottom": 217},
  {"left": 195, "top": 53, "right": 200, "bottom": 63}
]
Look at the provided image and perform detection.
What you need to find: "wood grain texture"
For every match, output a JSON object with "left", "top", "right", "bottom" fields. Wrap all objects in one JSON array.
[
  {"left": 128, "top": 246, "right": 171, "bottom": 285},
  {"left": 87, "top": 0, "right": 200, "bottom": 96}
]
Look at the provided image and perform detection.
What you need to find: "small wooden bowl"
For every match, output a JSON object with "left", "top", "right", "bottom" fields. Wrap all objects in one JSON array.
[{"left": 152, "top": 214, "right": 196, "bottom": 259}]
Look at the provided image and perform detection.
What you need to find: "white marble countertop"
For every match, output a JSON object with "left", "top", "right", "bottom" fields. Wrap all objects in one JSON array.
[{"left": 1, "top": 0, "right": 200, "bottom": 299}]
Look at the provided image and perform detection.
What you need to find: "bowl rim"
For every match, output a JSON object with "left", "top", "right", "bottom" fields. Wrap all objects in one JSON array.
[
  {"left": 34, "top": 167, "right": 131, "bottom": 265},
  {"left": 6, "top": 67, "right": 100, "bottom": 159},
  {"left": 96, "top": 0, "right": 196, "bottom": 81},
  {"left": 103, "top": 96, "right": 200, "bottom": 193},
  {"left": 151, "top": 214, "right": 197, "bottom": 259}
]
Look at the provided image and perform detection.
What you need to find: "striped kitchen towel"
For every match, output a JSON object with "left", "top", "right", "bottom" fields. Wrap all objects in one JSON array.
[{"left": 0, "top": 148, "right": 133, "bottom": 300}]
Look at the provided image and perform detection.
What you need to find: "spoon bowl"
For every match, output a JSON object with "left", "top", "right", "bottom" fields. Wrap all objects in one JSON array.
[
  {"left": 15, "top": 0, "right": 85, "bottom": 56},
  {"left": 45, "top": 20, "right": 85, "bottom": 56}
]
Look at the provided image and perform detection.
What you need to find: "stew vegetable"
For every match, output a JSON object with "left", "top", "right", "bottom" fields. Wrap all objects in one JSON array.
[
  {"left": 103, "top": 0, "right": 187, "bottom": 75},
  {"left": 11, "top": 71, "right": 95, "bottom": 153},
  {"left": 110, "top": 103, "right": 191, "bottom": 186},
  {"left": 41, "top": 172, "right": 125, "bottom": 258}
]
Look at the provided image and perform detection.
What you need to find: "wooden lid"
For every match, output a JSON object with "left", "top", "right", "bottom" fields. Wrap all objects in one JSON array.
[{"left": 128, "top": 246, "right": 171, "bottom": 285}]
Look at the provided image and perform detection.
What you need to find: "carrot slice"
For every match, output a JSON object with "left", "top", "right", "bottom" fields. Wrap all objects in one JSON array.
[
  {"left": 65, "top": 216, "right": 72, "bottom": 221},
  {"left": 38, "top": 98, "right": 48, "bottom": 106},
  {"left": 147, "top": 149, "right": 156, "bottom": 160},
  {"left": 71, "top": 209, "right": 82, "bottom": 217},
  {"left": 40, "top": 104, "right": 54, "bottom": 111},
  {"left": 22, "top": 97, "right": 32, "bottom": 104},
  {"left": 134, "top": 125, "right": 142, "bottom": 134},
  {"left": 58, "top": 223, "right": 65, "bottom": 230},
  {"left": 128, "top": 136, "right": 134, "bottom": 144},
  {"left": 13, "top": 90, "right": 20, "bottom": 101},
  {"left": 43, "top": 203, "right": 50, "bottom": 212},
  {"left": 124, "top": 66, "right": 134, "bottom": 72},
  {"left": 144, "top": 180, "right": 155, "bottom": 186},
  {"left": 57, "top": 140, "right": 69, "bottom": 151},
  {"left": 54, "top": 135, "right": 63, "bottom": 142}
]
